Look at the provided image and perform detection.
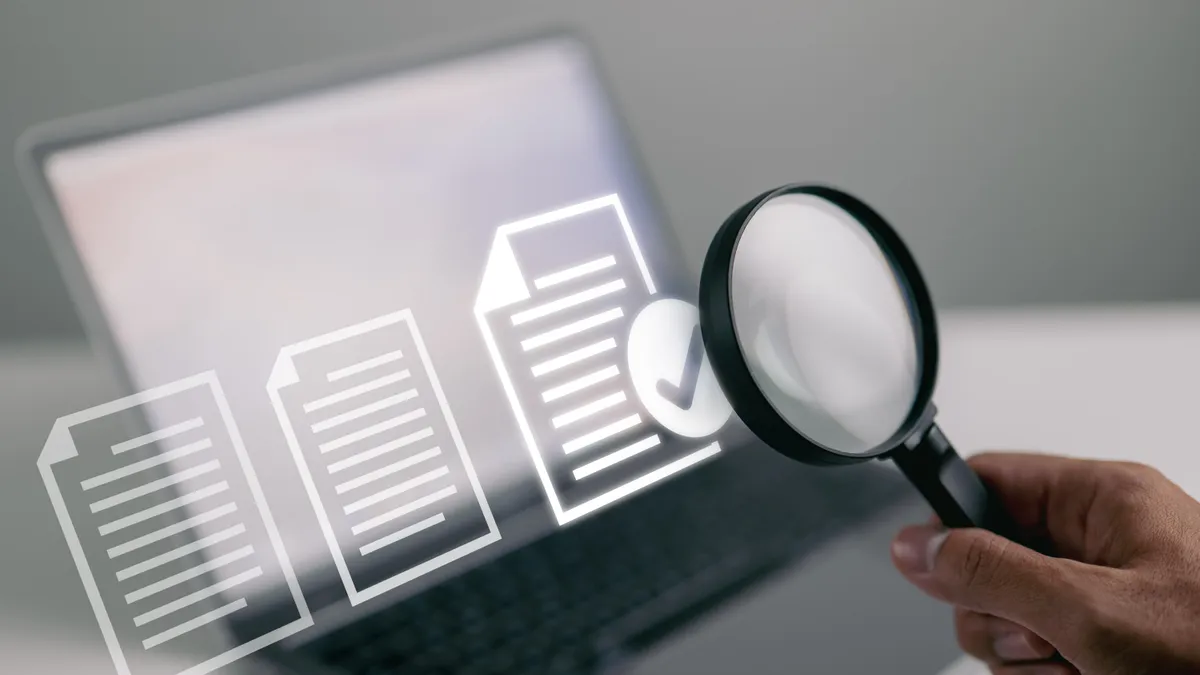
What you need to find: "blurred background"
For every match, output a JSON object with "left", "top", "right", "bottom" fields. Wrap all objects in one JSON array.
[
  {"left": 4, "top": 3, "right": 1200, "bottom": 675},
  {"left": 3, "top": 0, "right": 1200, "bottom": 343}
]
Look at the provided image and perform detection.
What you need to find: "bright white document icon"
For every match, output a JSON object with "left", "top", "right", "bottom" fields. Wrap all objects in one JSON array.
[
  {"left": 38, "top": 371, "right": 311, "bottom": 675},
  {"left": 268, "top": 309, "right": 500, "bottom": 606},
  {"left": 475, "top": 194, "right": 724, "bottom": 526}
]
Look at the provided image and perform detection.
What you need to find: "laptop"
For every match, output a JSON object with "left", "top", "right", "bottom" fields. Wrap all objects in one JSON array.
[{"left": 17, "top": 31, "right": 908, "bottom": 675}]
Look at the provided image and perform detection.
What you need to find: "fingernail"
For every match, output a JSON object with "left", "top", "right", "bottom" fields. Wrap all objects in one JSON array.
[
  {"left": 993, "top": 631, "right": 1041, "bottom": 661},
  {"left": 892, "top": 526, "right": 949, "bottom": 574}
]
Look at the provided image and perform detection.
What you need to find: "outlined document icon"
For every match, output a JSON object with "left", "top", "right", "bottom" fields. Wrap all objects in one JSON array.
[
  {"left": 475, "top": 194, "right": 726, "bottom": 526},
  {"left": 37, "top": 371, "right": 311, "bottom": 675},
  {"left": 268, "top": 308, "right": 500, "bottom": 606}
]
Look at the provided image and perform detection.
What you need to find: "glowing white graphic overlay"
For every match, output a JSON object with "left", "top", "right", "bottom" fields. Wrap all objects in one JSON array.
[
  {"left": 474, "top": 193, "right": 725, "bottom": 525},
  {"left": 38, "top": 371, "right": 311, "bottom": 675},
  {"left": 268, "top": 308, "right": 499, "bottom": 606}
]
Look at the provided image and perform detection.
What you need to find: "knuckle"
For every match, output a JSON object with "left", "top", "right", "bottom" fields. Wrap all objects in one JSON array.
[
  {"left": 1103, "top": 462, "right": 1164, "bottom": 509},
  {"left": 1113, "top": 461, "right": 1163, "bottom": 486},
  {"left": 956, "top": 534, "right": 1009, "bottom": 593}
]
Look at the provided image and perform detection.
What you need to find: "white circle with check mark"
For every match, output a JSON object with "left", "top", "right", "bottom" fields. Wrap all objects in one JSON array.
[{"left": 627, "top": 297, "right": 733, "bottom": 438}]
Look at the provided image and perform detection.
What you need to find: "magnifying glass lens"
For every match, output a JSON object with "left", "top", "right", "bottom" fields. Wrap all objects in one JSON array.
[
  {"left": 704, "top": 184, "right": 1022, "bottom": 540},
  {"left": 729, "top": 193, "right": 921, "bottom": 454}
]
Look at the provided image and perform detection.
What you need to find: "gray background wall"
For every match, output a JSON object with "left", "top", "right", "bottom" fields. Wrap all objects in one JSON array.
[{"left": 3, "top": 0, "right": 1199, "bottom": 342}]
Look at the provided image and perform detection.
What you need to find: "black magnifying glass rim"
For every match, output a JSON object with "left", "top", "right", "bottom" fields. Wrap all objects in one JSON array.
[{"left": 698, "top": 183, "right": 940, "bottom": 465}]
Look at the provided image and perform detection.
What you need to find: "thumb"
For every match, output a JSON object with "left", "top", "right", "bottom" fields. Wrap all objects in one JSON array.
[{"left": 891, "top": 524, "right": 1084, "bottom": 634}]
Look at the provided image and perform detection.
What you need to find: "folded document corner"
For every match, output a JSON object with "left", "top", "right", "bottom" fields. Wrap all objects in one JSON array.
[
  {"left": 38, "top": 416, "right": 78, "bottom": 466},
  {"left": 474, "top": 234, "right": 529, "bottom": 315},
  {"left": 267, "top": 352, "right": 300, "bottom": 391}
]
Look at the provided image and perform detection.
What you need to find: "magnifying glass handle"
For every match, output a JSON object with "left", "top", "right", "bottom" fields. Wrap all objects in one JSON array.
[{"left": 891, "top": 425, "right": 1021, "bottom": 541}]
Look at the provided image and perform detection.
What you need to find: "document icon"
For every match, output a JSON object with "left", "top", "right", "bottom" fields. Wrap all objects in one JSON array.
[
  {"left": 475, "top": 194, "right": 729, "bottom": 526},
  {"left": 38, "top": 371, "right": 312, "bottom": 675},
  {"left": 268, "top": 308, "right": 500, "bottom": 606}
]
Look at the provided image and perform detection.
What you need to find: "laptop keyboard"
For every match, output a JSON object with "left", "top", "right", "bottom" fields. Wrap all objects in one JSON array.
[{"left": 301, "top": 456, "right": 909, "bottom": 675}]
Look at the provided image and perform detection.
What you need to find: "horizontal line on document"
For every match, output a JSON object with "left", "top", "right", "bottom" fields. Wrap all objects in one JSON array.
[
  {"left": 116, "top": 524, "right": 246, "bottom": 581},
  {"left": 99, "top": 481, "right": 229, "bottom": 536},
  {"left": 351, "top": 486, "right": 458, "bottom": 535},
  {"left": 542, "top": 366, "right": 620, "bottom": 403},
  {"left": 511, "top": 279, "right": 626, "bottom": 326},
  {"left": 534, "top": 256, "right": 617, "bottom": 290},
  {"left": 551, "top": 392, "right": 627, "bottom": 429},
  {"left": 531, "top": 339, "right": 616, "bottom": 377},
  {"left": 319, "top": 408, "right": 427, "bottom": 453},
  {"left": 573, "top": 434, "right": 662, "bottom": 480},
  {"left": 560, "top": 443, "right": 721, "bottom": 523},
  {"left": 125, "top": 545, "right": 255, "bottom": 604},
  {"left": 521, "top": 307, "right": 623, "bottom": 351},
  {"left": 89, "top": 460, "right": 221, "bottom": 513},
  {"left": 311, "top": 389, "right": 418, "bottom": 433},
  {"left": 327, "top": 350, "right": 404, "bottom": 382},
  {"left": 335, "top": 448, "right": 443, "bottom": 494},
  {"left": 562, "top": 414, "right": 642, "bottom": 455},
  {"left": 360, "top": 513, "right": 446, "bottom": 556},
  {"left": 142, "top": 598, "right": 247, "bottom": 650},
  {"left": 133, "top": 566, "right": 262, "bottom": 627},
  {"left": 326, "top": 427, "right": 434, "bottom": 473},
  {"left": 107, "top": 503, "right": 238, "bottom": 559},
  {"left": 343, "top": 466, "right": 450, "bottom": 515},
  {"left": 303, "top": 370, "right": 411, "bottom": 413},
  {"left": 83, "top": 438, "right": 213, "bottom": 491},
  {"left": 111, "top": 417, "right": 204, "bottom": 455}
]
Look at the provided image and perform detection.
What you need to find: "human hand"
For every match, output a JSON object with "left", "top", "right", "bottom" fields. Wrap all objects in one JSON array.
[{"left": 889, "top": 452, "right": 1200, "bottom": 674}]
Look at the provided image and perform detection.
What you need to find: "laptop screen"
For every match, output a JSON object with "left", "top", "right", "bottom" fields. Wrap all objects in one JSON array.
[{"left": 35, "top": 36, "right": 732, "bottom": 622}]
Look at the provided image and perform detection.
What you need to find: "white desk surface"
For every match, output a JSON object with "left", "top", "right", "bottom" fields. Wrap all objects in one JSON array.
[{"left": 3, "top": 303, "right": 1198, "bottom": 675}]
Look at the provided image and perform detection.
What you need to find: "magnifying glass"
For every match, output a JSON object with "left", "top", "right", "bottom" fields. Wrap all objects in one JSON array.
[{"left": 699, "top": 183, "right": 1018, "bottom": 537}]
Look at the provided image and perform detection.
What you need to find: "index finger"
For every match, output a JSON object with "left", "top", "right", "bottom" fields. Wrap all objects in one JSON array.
[{"left": 967, "top": 451, "right": 1103, "bottom": 556}]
